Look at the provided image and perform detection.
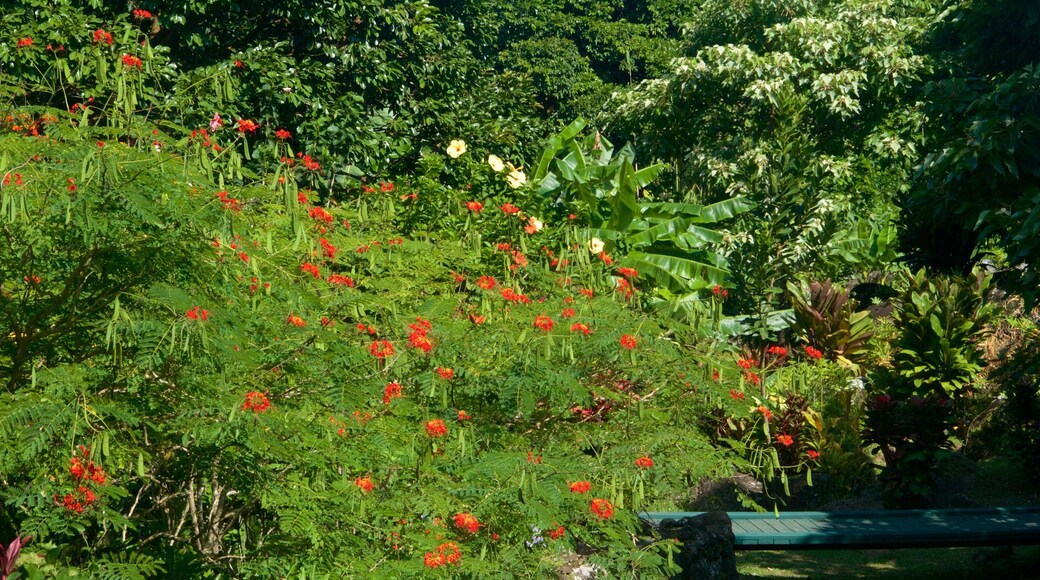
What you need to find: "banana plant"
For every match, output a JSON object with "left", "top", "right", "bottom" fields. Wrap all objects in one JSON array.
[{"left": 534, "top": 119, "right": 752, "bottom": 294}]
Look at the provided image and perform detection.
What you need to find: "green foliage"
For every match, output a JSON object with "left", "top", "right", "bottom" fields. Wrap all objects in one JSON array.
[
  {"left": 609, "top": 0, "right": 937, "bottom": 311},
  {"left": 887, "top": 269, "right": 993, "bottom": 398},
  {"left": 906, "top": 0, "right": 1040, "bottom": 306}
]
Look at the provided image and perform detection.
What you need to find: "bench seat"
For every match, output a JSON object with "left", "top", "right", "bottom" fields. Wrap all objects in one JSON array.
[{"left": 641, "top": 507, "right": 1040, "bottom": 550}]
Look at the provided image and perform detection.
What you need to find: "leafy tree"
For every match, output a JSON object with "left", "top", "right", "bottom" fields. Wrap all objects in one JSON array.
[
  {"left": 908, "top": 0, "right": 1040, "bottom": 305},
  {"left": 608, "top": 0, "right": 935, "bottom": 314}
]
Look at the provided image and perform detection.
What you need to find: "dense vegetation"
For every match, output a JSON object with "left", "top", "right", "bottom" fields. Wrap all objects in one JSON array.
[{"left": 1, "top": 0, "right": 1037, "bottom": 577}]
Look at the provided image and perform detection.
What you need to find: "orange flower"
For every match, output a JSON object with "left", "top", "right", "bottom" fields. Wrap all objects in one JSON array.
[
  {"left": 354, "top": 476, "right": 374, "bottom": 492},
  {"left": 423, "top": 552, "right": 445, "bottom": 569},
  {"left": 569, "top": 481, "right": 591, "bottom": 494},
  {"left": 425, "top": 419, "right": 448, "bottom": 438},
  {"left": 242, "top": 391, "right": 271, "bottom": 414},
  {"left": 477, "top": 275, "right": 496, "bottom": 290},
  {"left": 287, "top": 315, "right": 306, "bottom": 327},
  {"left": 776, "top": 434, "right": 794, "bottom": 447},
  {"left": 561, "top": 308, "right": 576, "bottom": 318},
  {"left": 121, "top": 54, "right": 143, "bottom": 68},
  {"left": 328, "top": 274, "right": 355, "bottom": 287},
  {"left": 500, "top": 203, "right": 520, "bottom": 214},
  {"left": 453, "top": 512, "right": 480, "bottom": 533},
  {"left": 757, "top": 405, "right": 772, "bottom": 421},
  {"left": 807, "top": 449, "right": 820, "bottom": 460},
  {"left": 369, "top": 340, "right": 394, "bottom": 358},
  {"left": 466, "top": 201, "right": 483, "bottom": 212},
  {"left": 236, "top": 119, "right": 259, "bottom": 134},
  {"left": 383, "top": 382, "right": 402, "bottom": 405},
  {"left": 457, "top": 409, "right": 471, "bottom": 421},
  {"left": 590, "top": 498, "right": 614, "bottom": 519},
  {"left": 804, "top": 345, "right": 823, "bottom": 360},
  {"left": 533, "top": 314, "right": 554, "bottom": 332},
  {"left": 570, "top": 322, "right": 591, "bottom": 336},
  {"left": 617, "top": 267, "right": 639, "bottom": 279},
  {"left": 737, "top": 358, "right": 756, "bottom": 369},
  {"left": 635, "top": 456, "right": 654, "bottom": 469},
  {"left": 620, "top": 334, "right": 637, "bottom": 350},
  {"left": 549, "top": 525, "right": 565, "bottom": 540},
  {"left": 435, "top": 367, "right": 454, "bottom": 380},
  {"left": 274, "top": 128, "right": 292, "bottom": 140}
]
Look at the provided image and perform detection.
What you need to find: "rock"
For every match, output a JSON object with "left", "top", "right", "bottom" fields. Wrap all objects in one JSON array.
[
  {"left": 657, "top": 512, "right": 739, "bottom": 580},
  {"left": 686, "top": 473, "right": 763, "bottom": 511}
]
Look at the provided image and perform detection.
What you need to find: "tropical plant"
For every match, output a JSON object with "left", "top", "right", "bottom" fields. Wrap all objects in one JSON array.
[{"left": 787, "top": 279, "right": 876, "bottom": 370}]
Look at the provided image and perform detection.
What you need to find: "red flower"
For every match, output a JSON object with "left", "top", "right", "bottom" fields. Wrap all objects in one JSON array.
[
  {"left": 569, "top": 481, "right": 591, "bottom": 494},
  {"left": 469, "top": 313, "right": 486, "bottom": 325},
  {"left": 274, "top": 128, "right": 292, "bottom": 140},
  {"left": 308, "top": 207, "right": 333, "bottom": 224},
  {"left": 570, "top": 322, "right": 591, "bottom": 336},
  {"left": 370, "top": 340, "right": 394, "bottom": 359},
  {"left": 756, "top": 405, "right": 772, "bottom": 421},
  {"left": 457, "top": 409, "right": 471, "bottom": 421},
  {"left": 737, "top": 358, "right": 756, "bottom": 369},
  {"left": 121, "top": 54, "right": 143, "bottom": 69},
  {"left": 185, "top": 305, "right": 210, "bottom": 322},
  {"left": 236, "top": 119, "right": 259, "bottom": 134},
  {"left": 580, "top": 288, "right": 594, "bottom": 298},
  {"left": 435, "top": 367, "right": 454, "bottom": 380},
  {"left": 635, "top": 456, "right": 654, "bottom": 469},
  {"left": 598, "top": 251, "right": 613, "bottom": 266},
  {"left": 424, "top": 552, "right": 445, "bottom": 569},
  {"left": 617, "top": 267, "right": 639, "bottom": 279},
  {"left": 16, "top": 37, "right": 33, "bottom": 49},
  {"left": 380, "top": 181, "right": 394, "bottom": 192},
  {"left": 355, "top": 476, "right": 374, "bottom": 493},
  {"left": 500, "top": 203, "right": 520, "bottom": 214},
  {"left": 92, "top": 29, "right": 113, "bottom": 45},
  {"left": 132, "top": 8, "right": 153, "bottom": 19},
  {"left": 729, "top": 389, "right": 745, "bottom": 401},
  {"left": 533, "top": 314, "right": 554, "bottom": 332},
  {"left": 242, "top": 391, "right": 271, "bottom": 414},
  {"left": 466, "top": 201, "right": 483, "bottom": 212},
  {"left": 776, "top": 434, "right": 794, "bottom": 447},
  {"left": 615, "top": 278, "right": 635, "bottom": 299},
  {"left": 477, "top": 275, "right": 496, "bottom": 290},
  {"left": 549, "top": 525, "right": 565, "bottom": 540},
  {"left": 561, "top": 308, "right": 576, "bottom": 318},
  {"left": 319, "top": 238, "right": 338, "bottom": 259},
  {"left": 300, "top": 262, "right": 321, "bottom": 278},
  {"left": 619, "top": 334, "right": 637, "bottom": 350},
  {"left": 287, "top": 315, "right": 306, "bottom": 327},
  {"left": 425, "top": 542, "right": 461, "bottom": 568},
  {"left": 453, "top": 512, "right": 480, "bottom": 534},
  {"left": 409, "top": 332, "right": 433, "bottom": 353},
  {"left": 590, "top": 498, "right": 614, "bottom": 519},
  {"left": 425, "top": 419, "right": 448, "bottom": 438},
  {"left": 804, "top": 345, "right": 823, "bottom": 360},
  {"left": 766, "top": 345, "right": 788, "bottom": 357},
  {"left": 383, "top": 382, "right": 402, "bottom": 405},
  {"left": 328, "top": 274, "right": 355, "bottom": 287},
  {"left": 743, "top": 371, "right": 761, "bottom": 385},
  {"left": 807, "top": 449, "right": 820, "bottom": 460}
]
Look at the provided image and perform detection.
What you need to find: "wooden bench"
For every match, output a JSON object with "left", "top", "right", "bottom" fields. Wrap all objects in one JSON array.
[{"left": 641, "top": 507, "right": 1040, "bottom": 550}]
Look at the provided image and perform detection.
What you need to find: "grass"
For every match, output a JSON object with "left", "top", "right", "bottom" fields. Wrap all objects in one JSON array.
[{"left": 737, "top": 545, "right": 1040, "bottom": 578}]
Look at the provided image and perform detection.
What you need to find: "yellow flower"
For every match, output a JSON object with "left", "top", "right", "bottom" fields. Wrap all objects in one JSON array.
[
  {"left": 506, "top": 165, "right": 527, "bottom": 189},
  {"left": 446, "top": 139, "right": 467, "bottom": 159},
  {"left": 487, "top": 154, "right": 505, "bottom": 172},
  {"left": 588, "top": 237, "right": 605, "bottom": 253}
]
